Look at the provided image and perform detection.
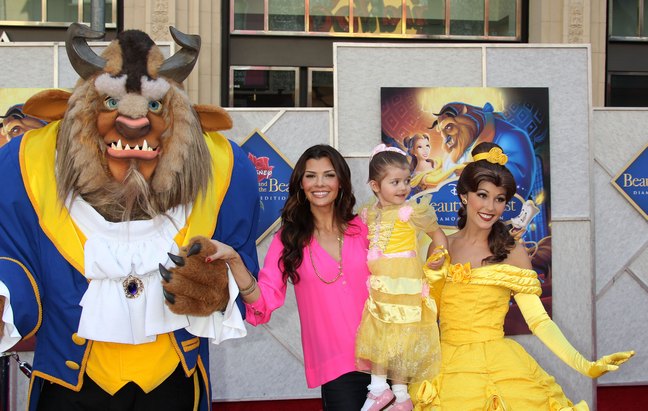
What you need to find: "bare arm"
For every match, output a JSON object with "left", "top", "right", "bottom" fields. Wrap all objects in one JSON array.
[{"left": 504, "top": 241, "right": 533, "bottom": 269}]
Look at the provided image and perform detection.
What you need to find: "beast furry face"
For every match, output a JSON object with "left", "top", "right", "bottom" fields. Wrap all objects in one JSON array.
[{"left": 48, "top": 24, "right": 221, "bottom": 222}]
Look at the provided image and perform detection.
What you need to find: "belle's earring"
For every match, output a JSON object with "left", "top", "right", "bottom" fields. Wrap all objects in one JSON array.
[{"left": 461, "top": 198, "right": 467, "bottom": 205}]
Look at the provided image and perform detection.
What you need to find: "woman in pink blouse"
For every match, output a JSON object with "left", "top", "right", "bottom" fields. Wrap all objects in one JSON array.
[{"left": 207, "top": 145, "right": 371, "bottom": 410}]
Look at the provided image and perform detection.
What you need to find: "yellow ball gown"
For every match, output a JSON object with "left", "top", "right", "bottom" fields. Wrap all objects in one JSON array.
[{"left": 414, "top": 263, "right": 589, "bottom": 411}]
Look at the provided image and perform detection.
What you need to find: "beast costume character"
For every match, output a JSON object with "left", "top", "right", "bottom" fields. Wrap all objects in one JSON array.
[{"left": 0, "top": 24, "right": 259, "bottom": 410}]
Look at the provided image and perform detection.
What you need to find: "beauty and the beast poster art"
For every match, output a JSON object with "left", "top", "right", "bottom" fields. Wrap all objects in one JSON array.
[
  {"left": 0, "top": 88, "right": 50, "bottom": 148},
  {"left": 381, "top": 87, "right": 551, "bottom": 334}
]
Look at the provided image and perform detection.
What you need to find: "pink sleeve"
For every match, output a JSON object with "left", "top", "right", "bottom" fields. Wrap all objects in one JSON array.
[
  {"left": 358, "top": 218, "right": 369, "bottom": 248},
  {"left": 245, "top": 233, "right": 288, "bottom": 326},
  {"left": 349, "top": 215, "right": 370, "bottom": 249}
]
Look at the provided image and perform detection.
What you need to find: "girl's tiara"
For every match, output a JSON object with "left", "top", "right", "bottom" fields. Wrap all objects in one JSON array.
[{"left": 371, "top": 143, "right": 407, "bottom": 158}]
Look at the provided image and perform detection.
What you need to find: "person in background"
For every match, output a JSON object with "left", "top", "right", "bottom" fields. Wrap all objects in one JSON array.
[
  {"left": 355, "top": 144, "right": 448, "bottom": 411},
  {"left": 415, "top": 142, "right": 634, "bottom": 410},
  {"left": 205, "top": 144, "right": 372, "bottom": 411}
]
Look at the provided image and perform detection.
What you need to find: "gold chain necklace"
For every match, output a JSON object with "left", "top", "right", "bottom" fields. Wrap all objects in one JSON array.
[{"left": 308, "top": 234, "right": 344, "bottom": 284}]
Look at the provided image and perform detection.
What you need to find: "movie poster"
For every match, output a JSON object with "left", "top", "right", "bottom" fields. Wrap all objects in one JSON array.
[
  {"left": 240, "top": 130, "right": 293, "bottom": 244},
  {"left": 381, "top": 87, "right": 551, "bottom": 335},
  {"left": 0, "top": 88, "right": 51, "bottom": 148}
]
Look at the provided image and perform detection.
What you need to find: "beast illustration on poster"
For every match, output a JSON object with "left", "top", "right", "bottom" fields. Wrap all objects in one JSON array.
[{"left": 381, "top": 87, "right": 551, "bottom": 334}]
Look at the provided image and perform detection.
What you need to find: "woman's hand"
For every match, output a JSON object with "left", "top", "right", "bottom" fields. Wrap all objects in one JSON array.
[
  {"left": 426, "top": 254, "right": 446, "bottom": 270},
  {"left": 586, "top": 350, "right": 635, "bottom": 378},
  {"left": 426, "top": 245, "right": 448, "bottom": 270},
  {"left": 205, "top": 239, "right": 241, "bottom": 264}
]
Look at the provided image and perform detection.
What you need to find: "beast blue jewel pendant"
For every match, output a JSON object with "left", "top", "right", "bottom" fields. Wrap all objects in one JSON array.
[{"left": 123, "top": 275, "right": 144, "bottom": 299}]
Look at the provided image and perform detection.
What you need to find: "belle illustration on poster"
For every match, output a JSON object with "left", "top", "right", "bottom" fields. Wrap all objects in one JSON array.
[{"left": 381, "top": 87, "right": 551, "bottom": 334}]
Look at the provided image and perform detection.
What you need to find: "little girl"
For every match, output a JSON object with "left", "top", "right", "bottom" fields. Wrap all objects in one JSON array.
[{"left": 356, "top": 144, "right": 447, "bottom": 411}]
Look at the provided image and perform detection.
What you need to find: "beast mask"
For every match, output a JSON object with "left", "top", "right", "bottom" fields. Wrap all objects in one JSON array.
[{"left": 24, "top": 23, "right": 232, "bottom": 222}]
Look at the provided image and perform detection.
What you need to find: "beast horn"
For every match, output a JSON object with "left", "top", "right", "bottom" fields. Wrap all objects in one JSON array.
[
  {"left": 66, "top": 23, "right": 106, "bottom": 80},
  {"left": 158, "top": 26, "right": 201, "bottom": 84}
]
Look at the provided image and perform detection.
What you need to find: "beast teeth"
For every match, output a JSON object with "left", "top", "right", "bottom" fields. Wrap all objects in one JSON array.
[{"left": 110, "top": 139, "right": 154, "bottom": 151}]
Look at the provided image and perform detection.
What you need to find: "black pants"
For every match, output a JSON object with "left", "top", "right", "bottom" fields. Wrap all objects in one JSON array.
[
  {"left": 36, "top": 365, "right": 197, "bottom": 411},
  {"left": 321, "top": 371, "right": 371, "bottom": 411}
]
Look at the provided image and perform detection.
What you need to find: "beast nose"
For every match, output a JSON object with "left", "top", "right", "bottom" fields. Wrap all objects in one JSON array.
[{"left": 115, "top": 116, "right": 151, "bottom": 140}]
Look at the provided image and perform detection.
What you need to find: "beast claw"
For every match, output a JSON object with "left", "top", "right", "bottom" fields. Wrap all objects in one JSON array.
[
  {"left": 163, "top": 288, "right": 176, "bottom": 304},
  {"left": 186, "top": 242, "right": 202, "bottom": 257},
  {"left": 159, "top": 263, "right": 172, "bottom": 283},
  {"left": 167, "top": 252, "right": 185, "bottom": 267}
]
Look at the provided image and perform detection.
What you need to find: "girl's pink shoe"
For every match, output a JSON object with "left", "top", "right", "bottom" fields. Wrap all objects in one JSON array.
[
  {"left": 366, "top": 388, "right": 395, "bottom": 411},
  {"left": 387, "top": 398, "right": 413, "bottom": 411}
]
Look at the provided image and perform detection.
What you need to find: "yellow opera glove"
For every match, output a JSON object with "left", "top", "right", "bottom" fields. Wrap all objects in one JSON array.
[
  {"left": 426, "top": 245, "right": 448, "bottom": 266},
  {"left": 515, "top": 293, "right": 635, "bottom": 378},
  {"left": 423, "top": 250, "right": 449, "bottom": 310}
]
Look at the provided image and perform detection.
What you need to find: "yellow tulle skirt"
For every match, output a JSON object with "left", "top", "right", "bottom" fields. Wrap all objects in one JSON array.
[{"left": 356, "top": 256, "right": 441, "bottom": 383}]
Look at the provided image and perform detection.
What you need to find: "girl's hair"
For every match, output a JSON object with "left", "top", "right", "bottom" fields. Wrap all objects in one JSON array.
[
  {"left": 279, "top": 144, "right": 356, "bottom": 284},
  {"left": 404, "top": 133, "right": 430, "bottom": 173},
  {"left": 456, "top": 142, "right": 517, "bottom": 265},
  {"left": 368, "top": 150, "right": 410, "bottom": 184}
]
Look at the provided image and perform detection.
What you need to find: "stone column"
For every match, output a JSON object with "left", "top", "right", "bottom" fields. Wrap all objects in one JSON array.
[
  {"left": 528, "top": 0, "right": 605, "bottom": 106},
  {"left": 122, "top": 0, "right": 222, "bottom": 105}
]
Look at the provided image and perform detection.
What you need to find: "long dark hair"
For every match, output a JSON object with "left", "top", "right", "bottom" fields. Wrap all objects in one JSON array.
[
  {"left": 456, "top": 142, "right": 517, "bottom": 265},
  {"left": 404, "top": 133, "right": 430, "bottom": 173},
  {"left": 279, "top": 145, "right": 356, "bottom": 284}
]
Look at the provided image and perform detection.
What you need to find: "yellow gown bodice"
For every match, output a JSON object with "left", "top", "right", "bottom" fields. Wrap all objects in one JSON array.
[{"left": 440, "top": 263, "right": 540, "bottom": 346}]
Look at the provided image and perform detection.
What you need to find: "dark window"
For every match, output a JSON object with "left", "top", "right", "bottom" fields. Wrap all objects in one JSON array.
[
  {"left": 309, "top": 69, "right": 333, "bottom": 107},
  {"left": 608, "top": 73, "right": 648, "bottom": 106},
  {"left": 610, "top": 0, "right": 641, "bottom": 38},
  {"left": 231, "top": 67, "right": 300, "bottom": 107}
]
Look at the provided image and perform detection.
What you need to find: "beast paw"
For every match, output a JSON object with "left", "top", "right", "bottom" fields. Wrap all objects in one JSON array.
[{"left": 159, "top": 236, "right": 229, "bottom": 316}]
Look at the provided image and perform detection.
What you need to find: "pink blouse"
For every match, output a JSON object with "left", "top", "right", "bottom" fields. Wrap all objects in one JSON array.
[{"left": 245, "top": 216, "right": 370, "bottom": 388}]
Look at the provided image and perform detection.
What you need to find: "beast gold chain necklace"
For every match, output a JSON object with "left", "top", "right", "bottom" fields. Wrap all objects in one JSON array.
[{"left": 308, "top": 232, "right": 344, "bottom": 284}]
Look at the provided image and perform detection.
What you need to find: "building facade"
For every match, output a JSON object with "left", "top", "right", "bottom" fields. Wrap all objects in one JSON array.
[
  {"left": 4, "top": 1, "right": 646, "bottom": 109},
  {"left": 1, "top": 1, "right": 647, "bottom": 409}
]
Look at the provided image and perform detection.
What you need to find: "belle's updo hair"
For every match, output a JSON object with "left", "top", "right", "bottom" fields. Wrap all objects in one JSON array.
[{"left": 456, "top": 142, "right": 518, "bottom": 265}]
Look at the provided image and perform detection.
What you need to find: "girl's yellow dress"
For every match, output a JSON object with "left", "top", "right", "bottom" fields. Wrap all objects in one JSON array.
[
  {"left": 415, "top": 263, "right": 588, "bottom": 411},
  {"left": 355, "top": 199, "right": 441, "bottom": 383}
]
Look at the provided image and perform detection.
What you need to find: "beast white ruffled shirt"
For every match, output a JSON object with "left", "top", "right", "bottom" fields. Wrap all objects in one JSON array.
[{"left": 67, "top": 195, "right": 246, "bottom": 345}]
